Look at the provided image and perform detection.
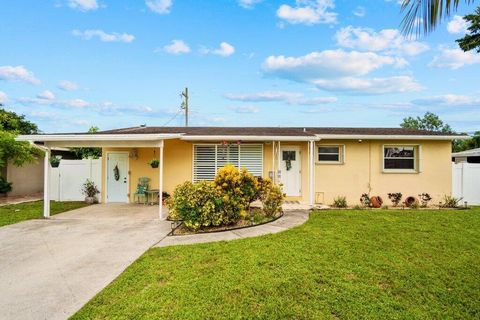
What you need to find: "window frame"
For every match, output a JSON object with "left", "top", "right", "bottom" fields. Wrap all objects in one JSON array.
[
  {"left": 382, "top": 144, "right": 419, "bottom": 173},
  {"left": 192, "top": 143, "right": 264, "bottom": 181},
  {"left": 316, "top": 144, "right": 345, "bottom": 165}
]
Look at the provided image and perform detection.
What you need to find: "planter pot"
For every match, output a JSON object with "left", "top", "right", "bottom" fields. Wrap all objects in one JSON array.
[
  {"left": 404, "top": 196, "right": 417, "bottom": 208},
  {"left": 51, "top": 162, "right": 60, "bottom": 168},
  {"left": 85, "top": 196, "right": 98, "bottom": 204},
  {"left": 150, "top": 163, "right": 159, "bottom": 168},
  {"left": 370, "top": 196, "right": 383, "bottom": 208}
]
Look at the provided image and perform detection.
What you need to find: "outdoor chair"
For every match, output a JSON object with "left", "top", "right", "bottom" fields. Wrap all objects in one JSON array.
[{"left": 133, "top": 177, "right": 150, "bottom": 204}]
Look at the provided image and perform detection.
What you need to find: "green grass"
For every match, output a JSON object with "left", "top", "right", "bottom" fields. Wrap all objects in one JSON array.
[
  {"left": 73, "top": 209, "right": 480, "bottom": 319},
  {"left": 0, "top": 200, "right": 89, "bottom": 227}
]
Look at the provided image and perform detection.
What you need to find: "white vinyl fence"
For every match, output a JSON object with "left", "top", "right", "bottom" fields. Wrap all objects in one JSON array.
[
  {"left": 452, "top": 162, "right": 480, "bottom": 205},
  {"left": 50, "top": 158, "right": 102, "bottom": 201}
]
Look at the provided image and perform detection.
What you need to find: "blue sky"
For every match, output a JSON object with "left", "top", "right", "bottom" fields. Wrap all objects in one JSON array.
[{"left": 0, "top": 0, "right": 479, "bottom": 133}]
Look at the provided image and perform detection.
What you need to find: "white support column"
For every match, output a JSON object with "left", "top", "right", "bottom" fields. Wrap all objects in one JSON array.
[
  {"left": 43, "top": 146, "right": 51, "bottom": 218},
  {"left": 271, "top": 141, "right": 275, "bottom": 183},
  {"left": 158, "top": 141, "right": 164, "bottom": 220},
  {"left": 308, "top": 140, "right": 315, "bottom": 206}
]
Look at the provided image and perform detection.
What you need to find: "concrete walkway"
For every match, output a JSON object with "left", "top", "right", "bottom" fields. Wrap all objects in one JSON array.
[
  {"left": 0, "top": 192, "right": 43, "bottom": 206},
  {"left": 155, "top": 210, "right": 309, "bottom": 247},
  {"left": 0, "top": 204, "right": 171, "bottom": 320}
]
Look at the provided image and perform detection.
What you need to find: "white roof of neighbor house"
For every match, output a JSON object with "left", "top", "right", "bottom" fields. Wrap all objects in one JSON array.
[{"left": 452, "top": 148, "right": 480, "bottom": 158}]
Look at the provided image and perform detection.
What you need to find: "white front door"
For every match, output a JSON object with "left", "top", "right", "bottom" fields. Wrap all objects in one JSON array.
[
  {"left": 107, "top": 152, "right": 129, "bottom": 203},
  {"left": 279, "top": 146, "right": 301, "bottom": 197}
]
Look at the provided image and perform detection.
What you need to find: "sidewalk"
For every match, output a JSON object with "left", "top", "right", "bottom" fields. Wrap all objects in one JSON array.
[{"left": 155, "top": 210, "right": 309, "bottom": 247}]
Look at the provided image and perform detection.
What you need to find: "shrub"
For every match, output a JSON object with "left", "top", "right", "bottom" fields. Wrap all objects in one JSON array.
[
  {"left": 0, "top": 176, "right": 12, "bottom": 194},
  {"left": 387, "top": 193, "right": 402, "bottom": 207},
  {"left": 167, "top": 181, "right": 222, "bottom": 230},
  {"left": 418, "top": 193, "right": 432, "bottom": 207},
  {"left": 81, "top": 179, "right": 100, "bottom": 198},
  {"left": 441, "top": 195, "right": 463, "bottom": 208},
  {"left": 259, "top": 178, "right": 284, "bottom": 217},
  {"left": 214, "top": 165, "right": 253, "bottom": 224},
  {"left": 360, "top": 193, "right": 371, "bottom": 207},
  {"left": 332, "top": 196, "right": 347, "bottom": 208}
]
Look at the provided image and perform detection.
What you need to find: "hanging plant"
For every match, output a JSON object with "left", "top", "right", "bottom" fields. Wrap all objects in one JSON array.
[
  {"left": 149, "top": 159, "right": 159, "bottom": 168},
  {"left": 113, "top": 165, "right": 120, "bottom": 181}
]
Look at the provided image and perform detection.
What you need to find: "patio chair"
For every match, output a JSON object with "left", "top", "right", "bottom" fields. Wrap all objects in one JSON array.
[{"left": 133, "top": 177, "right": 150, "bottom": 204}]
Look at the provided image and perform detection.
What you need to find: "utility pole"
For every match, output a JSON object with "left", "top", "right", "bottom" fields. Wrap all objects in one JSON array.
[{"left": 181, "top": 87, "right": 189, "bottom": 127}]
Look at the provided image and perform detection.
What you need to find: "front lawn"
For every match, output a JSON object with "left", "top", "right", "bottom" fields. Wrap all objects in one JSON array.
[
  {"left": 73, "top": 208, "right": 480, "bottom": 319},
  {"left": 0, "top": 200, "right": 89, "bottom": 227}
]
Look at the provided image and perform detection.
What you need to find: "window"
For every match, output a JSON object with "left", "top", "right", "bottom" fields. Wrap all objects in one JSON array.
[
  {"left": 318, "top": 145, "right": 343, "bottom": 163},
  {"left": 193, "top": 144, "right": 263, "bottom": 181},
  {"left": 383, "top": 146, "right": 417, "bottom": 171}
]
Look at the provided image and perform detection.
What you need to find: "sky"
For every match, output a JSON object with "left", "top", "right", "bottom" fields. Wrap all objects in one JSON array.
[{"left": 0, "top": 0, "right": 479, "bottom": 133}]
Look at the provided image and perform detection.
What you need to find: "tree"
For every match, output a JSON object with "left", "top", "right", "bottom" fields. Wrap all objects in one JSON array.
[
  {"left": 457, "top": 7, "right": 480, "bottom": 52},
  {"left": 400, "top": 0, "right": 475, "bottom": 35},
  {"left": 401, "top": 111, "right": 454, "bottom": 132},
  {"left": 0, "top": 107, "right": 39, "bottom": 134},
  {"left": 70, "top": 126, "right": 102, "bottom": 159}
]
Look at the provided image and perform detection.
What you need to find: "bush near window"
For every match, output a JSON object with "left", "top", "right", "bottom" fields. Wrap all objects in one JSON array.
[{"left": 168, "top": 165, "right": 284, "bottom": 231}]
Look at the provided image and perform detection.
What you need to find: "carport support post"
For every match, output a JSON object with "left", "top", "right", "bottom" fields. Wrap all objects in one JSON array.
[
  {"left": 43, "top": 146, "right": 51, "bottom": 218},
  {"left": 158, "top": 141, "right": 164, "bottom": 220}
]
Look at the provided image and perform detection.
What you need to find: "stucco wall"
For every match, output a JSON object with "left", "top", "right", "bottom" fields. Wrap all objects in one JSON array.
[
  {"left": 102, "top": 138, "right": 452, "bottom": 206},
  {"left": 6, "top": 157, "right": 44, "bottom": 196}
]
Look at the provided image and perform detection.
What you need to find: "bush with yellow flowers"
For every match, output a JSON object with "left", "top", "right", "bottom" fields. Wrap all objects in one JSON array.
[
  {"left": 259, "top": 178, "right": 285, "bottom": 217},
  {"left": 167, "top": 181, "right": 222, "bottom": 231}
]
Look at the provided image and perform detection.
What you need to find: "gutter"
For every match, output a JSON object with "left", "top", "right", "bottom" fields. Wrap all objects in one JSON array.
[
  {"left": 16, "top": 133, "right": 184, "bottom": 142},
  {"left": 314, "top": 134, "right": 469, "bottom": 141},
  {"left": 180, "top": 135, "right": 320, "bottom": 142}
]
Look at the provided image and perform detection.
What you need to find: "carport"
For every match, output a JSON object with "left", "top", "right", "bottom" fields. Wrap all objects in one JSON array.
[{"left": 17, "top": 133, "right": 183, "bottom": 220}]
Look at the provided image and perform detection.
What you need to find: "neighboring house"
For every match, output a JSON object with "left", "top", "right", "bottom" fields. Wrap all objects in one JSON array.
[
  {"left": 452, "top": 148, "right": 480, "bottom": 163},
  {"left": 18, "top": 127, "right": 465, "bottom": 218}
]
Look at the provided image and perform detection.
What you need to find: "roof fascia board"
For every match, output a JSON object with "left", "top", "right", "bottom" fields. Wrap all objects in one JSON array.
[
  {"left": 314, "top": 134, "right": 469, "bottom": 141},
  {"left": 16, "top": 133, "right": 183, "bottom": 142},
  {"left": 180, "top": 135, "right": 318, "bottom": 141}
]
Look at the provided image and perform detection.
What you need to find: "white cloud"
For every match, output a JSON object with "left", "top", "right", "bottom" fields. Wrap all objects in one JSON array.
[
  {"left": 411, "top": 94, "right": 480, "bottom": 107},
  {"left": 353, "top": 6, "right": 365, "bottom": 17},
  {"left": 0, "top": 91, "right": 7, "bottom": 104},
  {"left": 72, "top": 29, "right": 135, "bottom": 43},
  {"left": 0, "top": 65, "right": 40, "bottom": 85},
  {"left": 201, "top": 42, "right": 235, "bottom": 57},
  {"left": 18, "top": 96, "right": 90, "bottom": 108},
  {"left": 229, "top": 105, "right": 259, "bottom": 113},
  {"left": 58, "top": 80, "right": 78, "bottom": 91},
  {"left": 68, "top": 0, "right": 99, "bottom": 11},
  {"left": 312, "top": 76, "right": 422, "bottom": 94},
  {"left": 64, "top": 98, "right": 90, "bottom": 108},
  {"left": 447, "top": 15, "right": 469, "bottom": 34},
  {"left": 37, "top": 90, "right": 56, "bottom": 100},
  {"left": 145, "top": 0, "right": 172, "bottom": 14},
  {"left": 429, "top": 48, "right": 480, "bottom": 69},
  {"left": 238, "top": 0, "right": 262, "bottom": 8},
  {"left": 263, "top": 49, "right": 406, "bottom": 81},
  {"left": 224, "top": 91, "right": 337, "bottom": 105},
  {"left": 162, "top": 40, "right": 190, "bottom": 54},
  {"left": 277, "top": 0, "right": 337, "bottom": 25},
  {"left": 335, "top": 26, "right": 429, "bottom": 56},
  {"left": 28, "top": 111, "right": 60, "bottom": 121},
  {"left": 72, "top": 119, "right": 89, "bottom": 126}
]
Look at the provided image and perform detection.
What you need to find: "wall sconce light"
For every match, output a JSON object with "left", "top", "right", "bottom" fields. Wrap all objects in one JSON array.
[{"left": 129, "top": 148, "right": 138, "bottom": 160}]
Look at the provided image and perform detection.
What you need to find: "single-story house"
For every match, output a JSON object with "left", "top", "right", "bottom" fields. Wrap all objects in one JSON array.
[
  {"left": 18, "top": 126, "right": 466, "bottom": 219},
  {"left": 452, "top": 148, "right": 480, "bottom": 164}
]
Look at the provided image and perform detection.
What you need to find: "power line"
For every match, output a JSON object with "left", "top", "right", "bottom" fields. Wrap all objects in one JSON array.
[{"left": 161, "top": 109, "right": 183, "bottom": 127}]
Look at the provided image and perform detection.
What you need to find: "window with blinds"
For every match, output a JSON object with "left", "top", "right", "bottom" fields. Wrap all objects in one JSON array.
[{"left": 193, "top": 144, "right": 263, "bottom": 181}]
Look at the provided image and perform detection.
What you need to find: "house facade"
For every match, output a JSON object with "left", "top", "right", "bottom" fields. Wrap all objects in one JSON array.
[{"left": 18, "top": 127, "right": 464, "bottom": 218}]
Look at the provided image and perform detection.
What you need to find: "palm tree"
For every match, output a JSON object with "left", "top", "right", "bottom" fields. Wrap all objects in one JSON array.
[{"left": 401, "top": 0, "right": 475, "bottom": 35}]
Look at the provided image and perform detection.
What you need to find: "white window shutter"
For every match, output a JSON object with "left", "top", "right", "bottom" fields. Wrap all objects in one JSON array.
[
  {"left": 193, "top": 145, "right": 216, "bottom": 181},
  {"left": 239, "top": 144, "right": 263, "bottom": 176}
]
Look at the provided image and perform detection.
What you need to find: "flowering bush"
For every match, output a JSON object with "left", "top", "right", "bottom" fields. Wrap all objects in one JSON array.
[
  {"left": 259, "top": 178, "right": 285, "bottom": 217},
  {"left": 167, "top": 181, "right": 222, "bottom": 230}
]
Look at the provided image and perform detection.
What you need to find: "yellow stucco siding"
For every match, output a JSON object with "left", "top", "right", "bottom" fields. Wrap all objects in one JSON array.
[
  {"left": 314, "top": 140, "right": 452, "bottom": 205},
  {"left": 101, "top": 138, "right": 452, "bottom": 206}
]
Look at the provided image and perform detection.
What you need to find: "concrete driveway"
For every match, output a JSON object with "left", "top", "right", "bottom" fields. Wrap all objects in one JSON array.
[{"left": 0, "top": 204, "right": 171, "bottom": 320}]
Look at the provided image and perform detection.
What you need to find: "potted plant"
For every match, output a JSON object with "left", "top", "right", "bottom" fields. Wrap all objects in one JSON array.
[
  {"left": 81, "top": 179, "right": 100, "bottom": 204},
  {"left": 370, "top": 196, "right": 383, "bottom": 208},
  {"left": 0, "top": 177, "right": 12, "bottom": 197},
  {"left": 149, "top": 159, "right": 159, "bottom": 168},
  {"left": 50, "top": 156, "right": 61, "bottom": 168}
]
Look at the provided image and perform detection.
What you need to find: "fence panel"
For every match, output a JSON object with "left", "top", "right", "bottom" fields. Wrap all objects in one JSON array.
[
  {"left": 452, "top": 162, "right": 480, "bottom": 205},
  {"left": 50, "top": 159, "right": 102, "bottom": 201}
]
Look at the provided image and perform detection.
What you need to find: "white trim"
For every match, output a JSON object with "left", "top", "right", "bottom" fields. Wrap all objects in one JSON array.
[
  {"left": 308, "top": 141, "right": 315, "bottom": 206},
  {"left": 158, "top": 143, "right": 164, "bottom": 220},
  {"left": 183, "top": 135, "right": 317, "bottom": 141},
  {"left": 43, "top": 147, "right": 51, "bottom": 218},
  {"left": 17, "top": 134, "right": 180, "bottom": 142},
  {"left": 279, "top": 145, "right": 301, "bottom": 197},
  {"left": 382, "top": 144, "right": 419, "bottom": 174},
  {"left": 315, "top": 134, "right": 467, "bottom": 141},
  {"left": 105, "top": 151, "right": 130, "bottom": 203}
]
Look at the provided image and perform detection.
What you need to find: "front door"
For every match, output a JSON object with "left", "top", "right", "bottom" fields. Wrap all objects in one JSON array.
[
  {"left": 107, "top": 152, "right": 129, "bottom": 203},
  {"left": 279, "top": 146, "right": 301, "bottom": 197}
]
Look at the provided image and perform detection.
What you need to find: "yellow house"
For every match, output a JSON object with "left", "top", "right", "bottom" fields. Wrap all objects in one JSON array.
[{"left": 19, "top": 126, "right": 465, "bottom": 219}]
